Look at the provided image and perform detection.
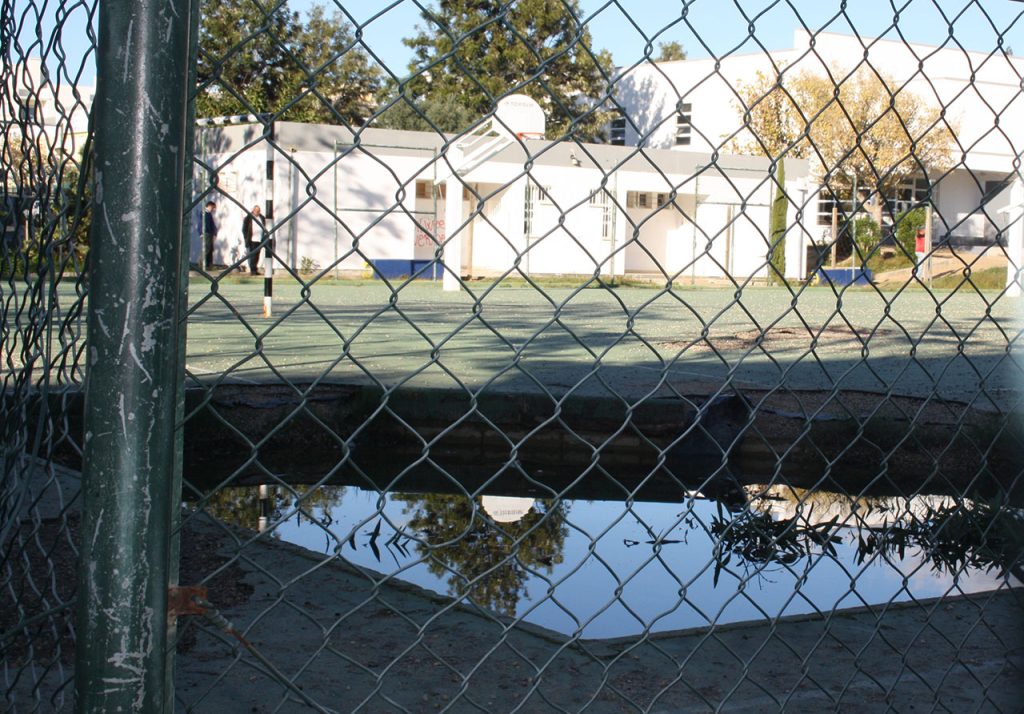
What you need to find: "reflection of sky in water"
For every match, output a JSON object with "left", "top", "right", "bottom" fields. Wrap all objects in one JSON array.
[{"left": 270, "top": 488, "right": 1020, "bottom": 639}]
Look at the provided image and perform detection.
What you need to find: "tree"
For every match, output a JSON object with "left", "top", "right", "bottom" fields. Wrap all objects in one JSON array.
[
  {"left": 385, "top": 0, "right": 614, "bottom": 140},
  {"left": 731, "top": 69, "right": 816, "bottom": 283},
  {"left": 393, "top": 493, "right": 569, "bottom": 617},
  {"left": 850, "top": 215, "right": 881, "bottom": 261},
  {"left": 894, "top": 207, "right": 927, "bottom": 257},
  {"left": 655, "top": 41, "right": 687, "bottom": 62},
  {"left": 798, "top": 68, "right": 955, "bottom": 206},
  {"left": 1, "top": 129, "right": 91, "bottom": 276},
  {"left": 285, "top": 5, "right": 383, "bottom": 124},
  {"left": 732, "top": 67, "right": 955, "bottom": 281},
  {"left": 373, "top": 93, "right": 478, "bottom": 134},
  {"left": 196, "top": 1, "right": 381, "bottom": 124}
]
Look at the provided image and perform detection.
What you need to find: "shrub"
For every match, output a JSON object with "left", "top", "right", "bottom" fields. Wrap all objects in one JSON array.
[
  {"left": 850, "top": 215, "right": 881, "bottom": 259},
  {"left": 299, "top": 255, "right": 320, "bottom": 274},
  {"left": 894, "top": 207, "right": 927, "bottom": 256}
]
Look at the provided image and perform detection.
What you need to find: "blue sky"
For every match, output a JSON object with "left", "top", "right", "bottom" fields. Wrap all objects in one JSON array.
[
  {"left": 349, "top": 0, "right": 1024, "bottom": 74},
  {"left": 34, "top": 0, "right": 1024, "bottom": 85}
]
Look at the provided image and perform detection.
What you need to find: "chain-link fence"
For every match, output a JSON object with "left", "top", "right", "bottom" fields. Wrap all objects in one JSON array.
[{"left": 2, "top": 0, "right": 1023, "bottom": 711}]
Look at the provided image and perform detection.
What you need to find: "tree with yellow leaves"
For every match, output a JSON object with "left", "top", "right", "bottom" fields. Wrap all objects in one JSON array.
[
  {"left": 800, "top": 67, "right": 955, "bottom": 214},
  {"left": 732, "top": 66, "right": 955, "bottom": 276},
  {"left": 731, "top": 68, "right": 818, "bottom": 282}
]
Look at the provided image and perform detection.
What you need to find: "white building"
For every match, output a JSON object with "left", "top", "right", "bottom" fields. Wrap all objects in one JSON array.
[
  {"left": 2, "top": 58, "right": 95, "bottom": 247},
  {"left": 195, "top": 117, "right": 812, "bottom": 283},
  {"left": 1, "top": 58, "right": 94, "bottom": 166},
  {"left": 612, "top": 30, "right": 1023, "bottom": 252}
]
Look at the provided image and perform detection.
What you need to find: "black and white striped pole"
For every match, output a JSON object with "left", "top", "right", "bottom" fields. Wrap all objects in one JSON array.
[
  {"left": 262, "top": 122, "right": 275, "bottom": 318},
  {"left": 195, "top": 113, "right": 275, "bottom": 317}
]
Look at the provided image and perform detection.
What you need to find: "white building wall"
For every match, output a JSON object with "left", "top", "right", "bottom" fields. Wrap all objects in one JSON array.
[
  {"left": 2, "top": 59, "right": 95, "bottom": 162},
  {"left": 197, "top": 126, "right": 810, "bottom": 281},
  {"left": 615, "top": 30, "right": 1024, "bottom": 175},
  {"left": 192, "top": 141, "right": 265, "bottom": 267},
  {"left": 935, "top": 170, "right": 1012, "bottom": 241},
  {"left": 329, "top": 151, "right": 419, "bottom": 271},
  {"left": 613, "top": 30, "right": 1022, "bottom": 279},
  {"left": 463, "top": 183, "right": 520, "bottom": 276},
  {"left": 623, "top": 207, "right": 674, "bottom": 274}
]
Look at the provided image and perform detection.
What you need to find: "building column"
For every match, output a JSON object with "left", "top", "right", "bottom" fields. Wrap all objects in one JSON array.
[
  {"left": 785, "top": 178, "right": 810, "bottom": 280},
  {"left": 613, "top": 174, "right": 628, "bottom": 278},
  {"left": 1005, "top": 179, "right": 1023, "bottom": 297},
  {"left": 442, "top": 145, "right": 464, "bottom": 292}
]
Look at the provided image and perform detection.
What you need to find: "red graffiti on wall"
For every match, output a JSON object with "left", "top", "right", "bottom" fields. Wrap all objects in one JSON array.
[{"left": 415, "top": 218, "right": 445, "bottom": 248}]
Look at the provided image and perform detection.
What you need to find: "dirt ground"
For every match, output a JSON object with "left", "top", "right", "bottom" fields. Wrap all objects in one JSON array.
[
  {"left": 6, "top": 467, "right": 1023, "bottom": 713},
  {"left": 171, "top": 511, "right": 1024, "bottom": 713},
  {"left": 872, "top": 248, "right": 1008, "bottom": 286}
]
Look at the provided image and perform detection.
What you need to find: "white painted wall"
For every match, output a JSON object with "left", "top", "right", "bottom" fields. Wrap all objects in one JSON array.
[
  {"left": 615, "top": 30, "right": 1023, "bottom": 172},
  {"left": 935, "top": 170, "right": 1012, "bottom": 241},
  {"left": 200, "top": 132, "right": 810, "bottom": 280},
  {"left": 613, "top": 30, "right": 1023, "bottom": 264},
  {"left": 2, "top": 59, "right": 94, "bottom": 161}
]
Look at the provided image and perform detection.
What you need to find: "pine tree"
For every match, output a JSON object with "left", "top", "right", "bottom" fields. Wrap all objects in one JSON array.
[
  {"left": 378, "top": 0, "right": 614, "bottom": 140},
  {"left": 655, "top": 41, "right": 687, "bottom": 62},
  {"left": 196, "top": 1, "right": 381, "bottom": 125}
]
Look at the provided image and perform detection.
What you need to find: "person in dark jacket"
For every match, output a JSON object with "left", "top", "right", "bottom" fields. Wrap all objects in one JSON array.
[
  {"left": 202, "top": 201, "right": 218, "bottom": 269},
  {"left": 242, "top": 204, "right": 265, "bottom": 274}
]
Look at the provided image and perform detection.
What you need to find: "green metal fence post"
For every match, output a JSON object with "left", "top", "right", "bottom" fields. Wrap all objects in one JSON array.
[{"left": 75, "top": 1, "right": 195, "bottom": 711}]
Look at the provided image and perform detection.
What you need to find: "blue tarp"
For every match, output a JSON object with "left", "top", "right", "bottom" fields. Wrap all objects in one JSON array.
[
  {"left": 369, "top": 259, "right": 437, "bottom": 279},
  {"left": 815, "top": 267, "right": 874, "bottom": 287}
]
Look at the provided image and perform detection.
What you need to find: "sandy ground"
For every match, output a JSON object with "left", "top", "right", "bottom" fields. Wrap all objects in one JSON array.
[
  {"left": 872, "top": 249, "right": 1008, "bottom": 286},
  {"left": 4, "top": 465, "right": 1023, "bottom": 712},
  {"left": 171, "top": 511, "right": 1024, "bottom": 713}
]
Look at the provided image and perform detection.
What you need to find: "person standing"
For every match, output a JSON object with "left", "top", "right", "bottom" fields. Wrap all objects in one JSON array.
[
  {"left": 202, "top": 201, "right": 218, "bottom": 269},
  {"left": 242, "top": 204, "right": 265, "bottom": 274}
]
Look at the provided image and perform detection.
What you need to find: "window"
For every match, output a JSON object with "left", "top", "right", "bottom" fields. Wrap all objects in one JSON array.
[
  {"left": 525, "top": 181, "right": 549, "bottom": 236},
  {"left": 675, "top": 103, "right": 692, "bottom": 146},
  {"left": 626, "top": 191, "right": 673, "bottom": 209},
  {"left": 887, "top": 177, "right": 930, "bottom": 217},
  {"left": 590, "top": 190, "right": 614, "bottom": 240},
  {"left": 626, "top": 191, "right": 650, "bottom": 209},
  {"left": 601, "top": 204, "right": 614, "bottom": 240},
  {"left": 982, "top": 179, "right": 1011, "bottom": 205},
  {"left": 415, "top": 180, "right": 431, "bottom": 199},
  {"left": 609, "top": 114, "right": 626, "bottom": 146},
  {"left": 436, "top": 183, "right": 472, "bottom": 200},
  {"left": 816, "top": 191, "right": 840, "bottom": 226}
]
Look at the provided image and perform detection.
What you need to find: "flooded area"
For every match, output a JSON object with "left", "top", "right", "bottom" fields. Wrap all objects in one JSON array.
[{"left": 199, "top": 483, "right": 1022, "bottom": 639}]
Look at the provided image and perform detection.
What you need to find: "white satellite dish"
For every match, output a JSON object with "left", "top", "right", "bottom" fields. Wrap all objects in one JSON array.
[
  {"left": 495, "top": 94, "right": 546, "bottom": 140},
  {"left": 480, "top": 495, "right": 535, "bottom": 523}
]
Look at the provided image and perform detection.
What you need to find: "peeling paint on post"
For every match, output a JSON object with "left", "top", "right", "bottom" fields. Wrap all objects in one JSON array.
[{"left": 75, "top": 1, "right": 195, "bottom": 711}]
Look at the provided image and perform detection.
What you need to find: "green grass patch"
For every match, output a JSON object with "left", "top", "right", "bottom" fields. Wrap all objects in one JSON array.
[
  {"left": 866, "top": 252, "right": 914, "bottom": 275},
  {"left": 930, "top": 266, "right": 1006, "bottom": 291}
]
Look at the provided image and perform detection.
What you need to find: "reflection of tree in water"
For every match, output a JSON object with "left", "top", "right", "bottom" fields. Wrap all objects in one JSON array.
[
  {"left": 392, "top": 494, "right": 569, "bottom": 617},
  {"left": 197, "top": 485, "right": 347, "bottom": 536},
  {"left": 710, "top": 507, "right": 841, "bottom": 585},
  {"left": 712, "top": 492, "right": 1024, "bottom": 585},
  {"left": 856, "top": 499, "right": 1024, "bottom": 582}
]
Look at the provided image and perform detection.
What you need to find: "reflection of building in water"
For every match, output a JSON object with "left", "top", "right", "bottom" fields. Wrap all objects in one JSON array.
[
  {"left": 745, "top": 485, "right": 959, "bottom": 530},
  {"left": 480, "top": 495, "right": 535, "bottom": 524}
]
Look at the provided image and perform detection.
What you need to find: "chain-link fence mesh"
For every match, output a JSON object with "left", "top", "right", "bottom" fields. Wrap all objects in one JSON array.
[
  {"left": 1, "top": 1, "right": 94, "bottom": 710},
  {"left": 3, "top": 0, "right": 1024, "bottom": 711}
]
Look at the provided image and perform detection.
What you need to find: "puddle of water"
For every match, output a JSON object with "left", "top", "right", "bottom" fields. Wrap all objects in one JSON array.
[{"left": 200, "top": 485, "right": 1023, "bottom": 639}]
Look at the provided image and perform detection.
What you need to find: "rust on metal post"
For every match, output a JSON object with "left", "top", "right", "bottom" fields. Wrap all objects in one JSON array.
[{"left": 167, "top": 586, "right": 209, "bottom": 619}]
